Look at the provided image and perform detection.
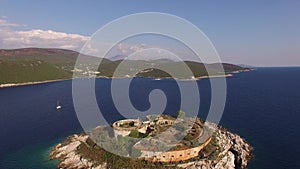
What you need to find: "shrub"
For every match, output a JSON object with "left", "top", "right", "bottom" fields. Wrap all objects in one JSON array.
[{"left": 129, "top": 130, "right": 148, "bottom": 138}]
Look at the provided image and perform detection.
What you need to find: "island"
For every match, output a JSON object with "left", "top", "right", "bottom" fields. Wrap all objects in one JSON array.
[{"left": 49, "top": 113, "right": 252, "bottom": 169}]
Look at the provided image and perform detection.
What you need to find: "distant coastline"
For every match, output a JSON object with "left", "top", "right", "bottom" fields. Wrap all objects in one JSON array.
[
  {"left": 0, "top": 48, "right": 254, "bottom": 87},
  {"left": 0, "top": 79, "right": 68, "bottom": 88},
  {"left": 0, "top": 68, "right": 254, "bottom": 89}
]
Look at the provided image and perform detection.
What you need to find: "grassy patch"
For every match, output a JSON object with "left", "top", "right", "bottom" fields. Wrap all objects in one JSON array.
[{"left": 129, "top": 130, "right": 148, "bottom": 138}]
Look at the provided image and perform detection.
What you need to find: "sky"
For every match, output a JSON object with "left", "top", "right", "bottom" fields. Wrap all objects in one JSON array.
[{"left": 0, "top": 0, "right": 299, "bottom": 66}]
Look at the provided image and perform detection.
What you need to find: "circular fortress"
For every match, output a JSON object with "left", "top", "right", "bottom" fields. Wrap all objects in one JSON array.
[
  {"left": 112, "top": 115, "right": 211, "bottom": 162},
  {"left": 112, "top": 119, "right": 144, "bottom": 136}
]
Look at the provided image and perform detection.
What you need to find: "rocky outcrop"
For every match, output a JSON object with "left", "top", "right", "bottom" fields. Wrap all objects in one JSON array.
[
  {"left": 49, "top": 123, "right": 252, "bottom": 169},
  {"left": 49, "top": 134, "right": 107, "bottom": 169},
  {"left": 177, "top": 122, "right": 252, "bottom": 169}
]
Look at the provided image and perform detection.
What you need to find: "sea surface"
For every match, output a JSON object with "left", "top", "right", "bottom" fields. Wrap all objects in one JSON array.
[{"left": 0, "top": 67, "right": 300, "bottom": 169}]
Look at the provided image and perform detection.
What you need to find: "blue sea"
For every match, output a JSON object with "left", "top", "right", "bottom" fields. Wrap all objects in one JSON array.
[{"left": 0, "top": 67, "right": 300, "bottom": 169}]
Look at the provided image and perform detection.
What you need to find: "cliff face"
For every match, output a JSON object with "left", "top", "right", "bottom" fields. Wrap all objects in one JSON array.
[
  {"left": 49, "top": 123, "right": 252, "bottom": 169},
  {"left": 177, "top": 122, "right": 253, "bottom": 169}
]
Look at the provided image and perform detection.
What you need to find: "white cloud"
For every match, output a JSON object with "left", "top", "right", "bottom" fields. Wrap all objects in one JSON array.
[
  {"left": 0, "top": 28, "right": 90, "bottom": 51},
  {"left": 0, "top": 19, "right": 195, "bottom": 61},
  {"left": 0, "top": 18, "right": 90, "bottom": 51},
  {"left": 81, "top": 40, "right": 198, "bottom": 61},
  {"left": 0, "top": 19, "right": 20, "bottom": 27}
]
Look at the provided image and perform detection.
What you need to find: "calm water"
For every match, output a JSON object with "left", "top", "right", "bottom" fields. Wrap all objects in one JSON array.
[{"left": 0, "top": 67, "right": 300, "bottom": 169}]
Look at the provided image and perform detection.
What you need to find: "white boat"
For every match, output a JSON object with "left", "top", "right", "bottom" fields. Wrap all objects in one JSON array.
[{"left": 56, "top": 101, "right": 62, "bottom": 110}]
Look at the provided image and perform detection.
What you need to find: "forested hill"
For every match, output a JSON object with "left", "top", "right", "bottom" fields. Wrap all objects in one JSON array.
[{"left": 0, "top": 48, "right": 250, "bottom": 84}]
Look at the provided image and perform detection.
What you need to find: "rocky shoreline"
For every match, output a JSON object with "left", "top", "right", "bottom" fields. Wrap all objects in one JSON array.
[{"left": 49, "top": 123, "right": 252, "bottom": 169}]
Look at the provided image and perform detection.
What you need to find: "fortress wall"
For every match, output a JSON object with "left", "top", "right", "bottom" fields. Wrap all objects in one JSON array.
[
  {"left": 113, "top": 119, "right": 146, "bottom": 137},
  {"left": 112, "top": 119, "right": 141, "bottom": 132},
  {"left": 140, "top": 137, "right": 211, "bottom": 163},
  {"left": 157, "top": 119, "right": 174, "bottom": 125},
  {"left": 113, "top": 117, "right": 211, "bottom": 162}
]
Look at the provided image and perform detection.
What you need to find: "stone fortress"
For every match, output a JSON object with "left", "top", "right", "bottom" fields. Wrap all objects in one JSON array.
[
  {"left": 112, "top": 114, "right": 211, "bottom": 162},
  {"left": 50, "top": 112, "right": 253, "bottom": 169}
]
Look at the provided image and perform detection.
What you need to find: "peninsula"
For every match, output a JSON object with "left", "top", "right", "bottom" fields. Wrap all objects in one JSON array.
[
  {"left": 49, "top": 113, "right": 252, "bottom": 169},
  {"left": 0, "top": 48, "right": 252, "bottom": 87}
]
